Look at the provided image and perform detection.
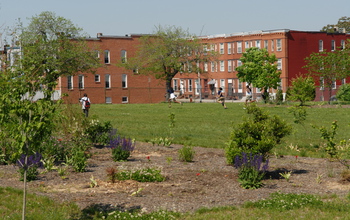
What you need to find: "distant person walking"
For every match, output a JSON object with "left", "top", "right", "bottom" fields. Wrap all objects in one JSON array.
[
  {"left": 245, "top": 84, "right": 253, "bottom": 104},
  {"left": 167, "top": 87, "right": 182, "bottom": 107},
  {"left": 217, "top": 87, "right": 227, "bottom": 109},
  {"left": 80, "top": 93, "right": 91, "bottom": 117}
]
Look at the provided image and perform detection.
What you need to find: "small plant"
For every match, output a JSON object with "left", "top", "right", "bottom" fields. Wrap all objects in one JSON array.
[
  {"left": 340, "top": 169, "right": 350, "bottom": 182},
  {"left": 66, "top": 147, "right": 88, "bottom": 172},
  {"left": 279, "top": 171, "right": 292, "bottom": 182},
  {"left": 41, "top": 155, "right": 57, "bottom": 172},
  {"left": 234, "top": 152, "right": 269, "bottom": 189},
  {"left": 57, "top": 166, "right": 68, "bottom": 179},
  {"left": 314, "top": 120, "right": 338, "bottom": 158},
  {"left": 150, "top": 137, "right": 173, "bottom": 147},
  {"left": 89, "top": 175, "right": 98, "bottom": 188},
  {"left": 17, "top": 152, "right": 43, "bottom": 182},
  {"left": 130, "top": 187, "right": 144, "bottom": 197},
  {"left": 178, "top": 146, "right": 195, "bottom": 162},
  {"left": 166, "top": 157, "right": 173, "bottom": 164},
  {"left": 108, "top": 135, "right": 135, "bottom": 162},
  {"left": 316, "top": 173, "right": 323, "bottom": 184},
  {"left": 116, "top": 167, "right": 166, "bottom": 182},
  {"left": 106, "top": 167, "right": 118, "bottom": 183}
]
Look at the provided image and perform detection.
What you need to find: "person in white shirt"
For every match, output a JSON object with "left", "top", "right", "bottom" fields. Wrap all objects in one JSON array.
[{"left": 79, "top": 93, "right": 91, "bottom": 117}]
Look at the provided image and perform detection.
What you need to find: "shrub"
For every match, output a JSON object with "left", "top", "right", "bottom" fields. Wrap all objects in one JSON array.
[
  {"left": 225, "top": 103, "right": 292, "bottom": 164},
  {"left": 288, "top": 75, "right": 316, "bottom": 106},
  {"left": 108, "top": 135, "right": 135, "bottom": 162},
  {"left": 234, "top": 152, "right": 269, "bottom": 189},
  {"left": 17, "top": 152, "right": 43, "bottom": 181},
  {"left": 65, "top": 146, "right": 88, "bottom": 172},
  {"left": 178, "top": 146, "right": 195, "bottom": 162},
  {"left": 336, "top": 83, "right": 350, "bottom": 101},
  {"left": 85, "top": 120, "right": 113, "bottom": 145},
  {"left": 116, "top": 167, "right": 166, "bottom": 182}
]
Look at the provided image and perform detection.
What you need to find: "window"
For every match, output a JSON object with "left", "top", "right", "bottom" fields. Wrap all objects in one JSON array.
[
  {"left": 237, "top": 41, "right": 242, "bottom": 53},
  {"left": 228, "top": 60, "right": 232, "bottom": 72},
  {"left": 188, "top": 79, "right": 193, "bottom": 92},
  {"left": 320, "top": 77, "right": 324, "bottom": 90},
  {"left": 238, "top": 79, "right": 243, "bottom": 93},
  {"left": 276, "top": 39, "right": 282, "bottom": 51},
  {"left": 332, "top": 80, "right": 336, "bottom": 89},
  {"left": 220, "top": 79, "right": 225, "bottom": 90},
  {"left": 319, "top": 40, "right": 323, "bottom": 52},
  {"left": 122, "top": 74, "right": 127, "bottom": 88},
  {"left": 195, "top": 79, "right": 200, "bottom": 95},
  {"left": 245, "top": 41, "right": 249, "bottom": 51},
  {"left": 203, "top": 44, "right": 208, "bottom": 55},
  {"left": 219, "top": 43, "right": 224, "bottom": 54},
  {"left": 264, "top": 40, "right": 268, "bottom": 50},
  {"left": 219, "top": 60, "right": 225, "bottom": 72},
  {"left": 104, "top": 50, "right": 110, "bottom": 64},
  {"left": 94, "top": 50, "right": 100, "bottom": 58},
  {"left": 106, "top": 97, "right": 112, "bottom": 103},
  {"left": 256, "top": 40, "right": 261, "bottom": 49},
  {"left": 211, "top": 61, "right": 216, "bottom": 72},
  {"left": 173, "top": 79, "right": 178, "bottom": 91},
  {"left": 121, "top": 50, "right": 127, "bottom": 63},
  {"left": 237, "top": 60, "right": 242, "bottom": 67},
  {"left": 67, "top": 76, "right": 73, "bottom": 90},
  {"left": 277, "top": 59, "right": 282, "bottom": 70},
  {"left": 331, "top": 40, "right": 335, "bottom": 51},
  {"left": 105, "top": 74, "right": 111, "bottom": 88},
  {"left": 271, "top": 40, "right": 274, "bottom": 51},
  {"left": 204, "top": 62, "right": 208, "bottom": 72},
  {"left": 342, "top": 78, "right": 346, "bottom": 85},
  {"left": 227, "top": 43, "right": 232, "bottom": 54},
  {"left": 122, "top": 96, "right": 128, "bottom": 103},
  {"left": 78, "top": 75, "right": 84, "bottom": 89},
  {"left": 341, "top": 40, "right": 345, "bottom": 50},
  {"left": 95, "top": 74, "right": 100, "bottom": 82}
]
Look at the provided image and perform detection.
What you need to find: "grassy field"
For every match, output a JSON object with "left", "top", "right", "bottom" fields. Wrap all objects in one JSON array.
[{"left": 91, "top": 102, "right": 350, "bottom": 158}]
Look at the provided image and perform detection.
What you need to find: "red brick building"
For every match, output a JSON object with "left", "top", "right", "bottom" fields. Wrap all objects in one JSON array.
[
  {"left": 59, "top": 34, "right": 167, "bottom": 104},
  {"left": 58, "top": 30, "right": 350, "bottom": 104},
  {"left": 173, "top": 30, "right": 350, "bottom": 102}
]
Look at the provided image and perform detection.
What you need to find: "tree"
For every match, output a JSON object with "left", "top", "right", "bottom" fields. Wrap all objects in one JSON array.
[
  {"left": 236, "top": 47, "right": 281, "bottom": 103},
  {"left": 17, "top": 11, "right": 100, "bottom": 99},
  {"left": 336, "top": 83, "right": 350, "bottom": 101},
  {"left": 0, "top": 11, "right": 100, "bottom": 219},
  {"left": 321, "top": 16, "right": 350, "bottom": 33},
  {"left": 121, "top": 25, "right": 217, "bottom": 94},
  {"left": 304, "top": 49, "right": 349, "bottom": 103},
  {"left": 288, "top": 74, "right": 316, "bottom": 105}
]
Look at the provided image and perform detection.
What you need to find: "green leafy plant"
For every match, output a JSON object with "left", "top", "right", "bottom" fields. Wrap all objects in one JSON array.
[
  {"left": 116, "top": 167, "right": 166, "bottom": 182},
  {"left": 57, "top": 166, "right": 68, "bottom": 179},
  {"left": 17, "top": 153, "right": 43, "bottom": 182},
  {"left": 288, "top": 106, "right": 307, "bottom": 125},
  {"left": 178, "top": 146, "right": 195, "bottom": 162},
  {"left": 279, "top": 171, "right": 292, "bottom": 182},
  {"left": 89, "top": 175, "right": 98, "bottom": 188},
  {"left": 65, "top": 146, "right": 88, "bottom": 172},
  {"left": 234, "top": 152, "right": 269, "bottom": 189},
  {"left": 314, "top": 120, "right": 338, "bottom": 158},
  {"left": 226, "top": 103, "right": 292, "bottom": 164},
  {"left": 85, "top": 120, "right": 113, "bottom": 145}
]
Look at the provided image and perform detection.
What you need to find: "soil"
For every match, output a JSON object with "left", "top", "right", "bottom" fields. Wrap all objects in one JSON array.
[{"left": 1, "top": 142, "right": 350, "bottom": 214}]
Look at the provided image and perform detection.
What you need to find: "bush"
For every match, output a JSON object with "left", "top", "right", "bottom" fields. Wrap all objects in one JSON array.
[
  {"left": 225, "top": 103, "right": 292, "bottom": 164},
  {"left": 108, "top": 134, "right": 135, "bottom": 162},
  {"left": 85, "top": 120, "right": 113, "bottom": 145},
  {"left": 178, "top": 146, "right": 195, "bottom": 162},
  {"left": 288, "top": 75, "right": 316, "bottom": 105},
  {"left": 234, "top": 152, "right": 269, "bottom": 189},
  {"left": 336, "top": 83, "right": 350, "bottom": 101}
]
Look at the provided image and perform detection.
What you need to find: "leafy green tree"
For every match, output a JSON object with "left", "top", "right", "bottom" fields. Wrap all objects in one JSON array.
[
  {"left": 288, "top": 75, "right": 316, "bottom": 105},
  {"left": 236, "top": 47, "right": 280, "bottom": 103},
  {"left": 304, "top": 49, "right": 349, "bottom": 103},
  {"left": 0, "top": 11, "right": 100, "bottom": 219},
  {"left": 121, "top": 25, "right": 217, "bottom": 93},
  {"left": 321, "top": 16, "right": 350, "bottom": 33},
  {"left": 336, "top": 83, "right": 350, "bottom": 101},
  {"left": 17, "top": 11, "right": 100, "bottom": 99}
]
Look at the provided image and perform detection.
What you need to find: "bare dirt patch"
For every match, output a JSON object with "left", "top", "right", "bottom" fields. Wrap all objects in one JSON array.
[{"left": 1, "top": 142, "right": 350, "bottom": 214}]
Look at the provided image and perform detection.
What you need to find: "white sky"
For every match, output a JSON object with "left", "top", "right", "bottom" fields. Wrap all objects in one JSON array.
[{"left": 1, "top": 0, "right": 350, "bottom": 37}]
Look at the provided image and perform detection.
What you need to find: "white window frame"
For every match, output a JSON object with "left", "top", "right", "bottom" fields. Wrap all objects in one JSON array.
[
  {"left": 256, "top": 40, "right": 261, "bottom": 49},
  {"left": 319, "top": 40, "right": 323, "bottom": 52},
  {"left": 204, "top": 62, "right": 208, "bottom": 72},
  {"left": 78, "top": 74, "right": 84, "bottom": 89},
  {"left": 122, "top": 74, "right": 127, "bottom": 88},
  {"left": 331, "top": 40, "right": 335, "bottom": 51},
  {"left": 188, "top": 79, "right": 193, "bottom": 92},
  {"left": 277, "top": 59, "right": 282, "bottom": 70},
  {"left": 121, "top": 50, "right": 127, "bottom": 63},
  {"left": 219, "top": 43, "right": 224, "bottom": 54},
  {"left": 67, "top": 76, "right": 73, "bottom": 90},
  {"left": 264, "top": 40, "right": 268, "bottom": 50},
  {"left": 220, "top": 60, "right": 225, "bottom": 72},
  {"left": 105, "top": 74, "right": 111, "bottom": 89},
  {"left": 228, "top": 60, "right": 232, "bottom": 72},
  {"left": 237, "top": 41, "right": 242, "bottom": 53},
  {"left": 122, "top": 96, "right": 128, "bottom": 103},
  {"left": 95, "top": 74, "right": 100, "bottom": 82},
  {"left": 227, "top": 42, "right": 232, "bottom": 54},
  {"left": 276, "top": 39, "right": 282, "bottom": 51},
  {"left": 245, "top": 41, "right": 249, "bottom": 51},
  {"left": 104, "top": 50, "right": 110, "bottom": 64},
  {"left": 271, "top": 40, "right": 274, "bottom": 52}
]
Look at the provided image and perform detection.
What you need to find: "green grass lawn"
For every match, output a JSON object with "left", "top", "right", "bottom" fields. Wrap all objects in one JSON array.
[{"left": 91, "top": 102, "right": 350, "bottom": 157}]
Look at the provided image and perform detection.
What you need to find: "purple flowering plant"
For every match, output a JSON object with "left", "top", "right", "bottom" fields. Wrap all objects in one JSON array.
[
  {"left": 234, "top": 152, "right": 269, "bottom": 189},
  {"left": 17, "top": 152, "right": 43, "bottom": 181},
  {"left": 107, "top": 131, "right": 135, "bottom": 161}
]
